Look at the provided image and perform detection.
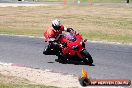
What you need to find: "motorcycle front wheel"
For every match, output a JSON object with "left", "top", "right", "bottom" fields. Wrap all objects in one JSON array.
[{"left": 82, "top": 50, "right": 93, "bottom": 65}]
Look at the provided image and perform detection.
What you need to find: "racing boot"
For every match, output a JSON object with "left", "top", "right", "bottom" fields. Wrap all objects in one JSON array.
[
  {"left": 43, "top": 45, "right": 51, "bottom": 55},
  {"left": 55, "top": 53, "right": 63, "bottom": 62}
]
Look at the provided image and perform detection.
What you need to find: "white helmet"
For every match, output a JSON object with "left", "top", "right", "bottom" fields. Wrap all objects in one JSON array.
[{"left": 52, "top": 19, "right": 61, "bottom": 30}]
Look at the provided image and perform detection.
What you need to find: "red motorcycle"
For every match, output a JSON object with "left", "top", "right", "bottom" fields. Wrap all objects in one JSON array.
[
  {"left": 43, "top": 31, "right": 93, "bottom": 65},
  {"left": 58, "top": 31, "right": 93, "bottom": 65}
]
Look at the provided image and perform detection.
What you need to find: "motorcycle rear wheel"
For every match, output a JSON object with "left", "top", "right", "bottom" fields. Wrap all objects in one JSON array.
[{"left": 82, "top": 50, "right": 93, "bottom": 65}]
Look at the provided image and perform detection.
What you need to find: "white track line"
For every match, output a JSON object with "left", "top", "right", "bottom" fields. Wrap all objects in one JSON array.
[
  {"left": 0, "top": 3, "right": 50, "bottom": 7},
  {"left": 0, "top": 33, "right": 132, "bottom": 46}
]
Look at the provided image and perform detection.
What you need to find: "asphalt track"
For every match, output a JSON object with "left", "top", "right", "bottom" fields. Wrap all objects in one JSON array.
[{"left": 0, "top": 35, "right": 132, "bottom": 81}]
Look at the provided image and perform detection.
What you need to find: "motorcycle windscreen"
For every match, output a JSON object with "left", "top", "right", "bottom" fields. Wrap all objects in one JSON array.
[{"left": 64, "top": 32, "right": 76, "bottom": 42}]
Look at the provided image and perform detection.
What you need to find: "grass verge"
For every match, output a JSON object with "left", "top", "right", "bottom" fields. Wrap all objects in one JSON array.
[
  {"left": 0, "top": 5, "right": 132, "bottom": 43},
  {"left": 36, "top": 0, "right": 131, "bottom": 3},
  {"left": 0, "top": 84, "right": 57, "bottom": 88},
  {"left": 0, "top": 73, "right": 57, "bottom": 88}
]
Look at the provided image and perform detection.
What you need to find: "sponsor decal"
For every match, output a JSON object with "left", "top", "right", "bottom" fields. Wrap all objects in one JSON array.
[{"left": 79, "top": 67, "right": 131, "bottom": 86}]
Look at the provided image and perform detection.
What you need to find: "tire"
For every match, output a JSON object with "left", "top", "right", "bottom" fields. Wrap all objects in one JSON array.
[{"left": 82, "top": 50, "right": 93, "bottom": 65}]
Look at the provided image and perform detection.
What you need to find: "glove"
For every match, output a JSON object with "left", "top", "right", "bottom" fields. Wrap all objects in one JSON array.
[
  {"left": 52, "top": 42, "right": 60, "bottom": 49},
  {"left": 67, "top": 28, "right": 74, "bottom": 32},
  {"left": 48, "top": 38, "right": 56, "bottom": 43}
]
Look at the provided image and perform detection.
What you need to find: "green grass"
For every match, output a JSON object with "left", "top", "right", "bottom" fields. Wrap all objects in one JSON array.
[
  {"left": 91, "top": 0, "right": 130, "bottom": 3},
  {"left": 0, "top": 84, "right": 57, "bottom": 88},
  {"left": 0, "top": 5, "right": 132, "bottom": 43},
  {"left": 36, "top": 0, "right": 131, "bottom": 3},
  {"left": 82, "top": 32, "right": 132, "bottom": 43},
  {"left": 0, "top": 74, "right": 58, "bottom": 88}
]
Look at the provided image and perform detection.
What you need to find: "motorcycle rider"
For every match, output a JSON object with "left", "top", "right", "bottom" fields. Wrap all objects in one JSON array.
[{"left": 43, "top": 19, "right": 74, "bottom": 56}]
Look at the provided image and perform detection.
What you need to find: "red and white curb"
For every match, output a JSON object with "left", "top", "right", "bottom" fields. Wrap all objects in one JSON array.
[
  {"left": 0, "top": 62, "right": 31, "bottom": 68},
  {"left": 0, "top": 62, "right": 12, "bottom": 66}
]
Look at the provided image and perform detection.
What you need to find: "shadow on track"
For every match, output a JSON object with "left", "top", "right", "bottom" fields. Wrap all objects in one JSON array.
[{"left": 53, "top": 58, "right": 95, "bottom": 66}]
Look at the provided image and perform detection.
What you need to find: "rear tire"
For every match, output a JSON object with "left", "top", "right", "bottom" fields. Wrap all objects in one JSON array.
[{"left": 82, "top": 50, "right": 93, "bottom": 65}]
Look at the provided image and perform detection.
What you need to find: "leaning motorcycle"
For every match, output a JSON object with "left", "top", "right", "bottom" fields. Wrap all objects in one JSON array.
[
  {"left": 57, "top": 31, "right": 93, "bottom": 65},
  {"left": 43, "top": 30, "right": 93, "bottom": 65}
]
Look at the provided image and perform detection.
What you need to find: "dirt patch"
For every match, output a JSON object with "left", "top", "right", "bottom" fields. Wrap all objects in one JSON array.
[
  {"left": 0, "top": 64, "right": 129, "bottom": 88},
  {"left": 0, "top": 64, "right": 81, "bottom": 88}
]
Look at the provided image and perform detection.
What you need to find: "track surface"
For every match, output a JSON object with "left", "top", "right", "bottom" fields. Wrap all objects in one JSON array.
[{"left": 0, "top": 35, "right": 132, "bottom": 81}]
